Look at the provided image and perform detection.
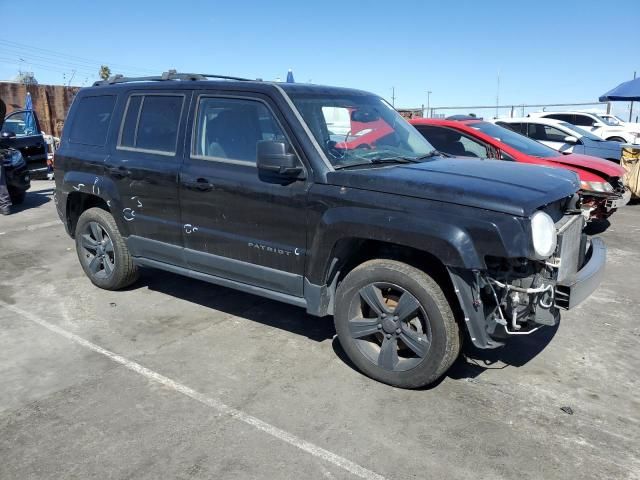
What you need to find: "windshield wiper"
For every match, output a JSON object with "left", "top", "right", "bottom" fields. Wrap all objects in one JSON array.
[
  {"left": 335, "top": 157, "right": 415, "bottom": 170},
  {"left": 416, "top": 150, "right": 449, "bottom": 159}
]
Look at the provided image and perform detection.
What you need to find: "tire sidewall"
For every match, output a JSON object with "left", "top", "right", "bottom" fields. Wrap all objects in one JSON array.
[
  {"left": 75, "top": 209, "right": 122, "bottom": 289},
  {"left": 335, "top": 262, "right": 454, "bottom": 388}
]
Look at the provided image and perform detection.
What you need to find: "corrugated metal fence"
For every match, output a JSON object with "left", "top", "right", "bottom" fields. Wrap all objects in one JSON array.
[{"left": 0, "top": 82, "right": 79, "bottom": 137}]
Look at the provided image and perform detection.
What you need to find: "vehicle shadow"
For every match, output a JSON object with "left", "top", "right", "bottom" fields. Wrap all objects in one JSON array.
[
  {"left": 447, "top": 324, "right": 559, "bottom": 381},
  {"left": 134, "top": 268, "right": 336, "bottom": 342},
  {"left": 11, "top": 186, "right": 52, "bottom": 213},
  {"left": 133, "top": 267, "right": 557, "bottom": 386}
]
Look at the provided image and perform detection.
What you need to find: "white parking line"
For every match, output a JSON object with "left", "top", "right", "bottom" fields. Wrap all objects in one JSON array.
[
  {"left": 0, "top": 301, "right": 386, "bottom": 480},
  {"left": 0, "top": 220, "right": 61, "bottom": 236}
]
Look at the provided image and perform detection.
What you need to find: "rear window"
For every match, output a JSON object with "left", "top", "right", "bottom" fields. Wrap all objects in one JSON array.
[
  {"left": 118, "top": 94, "right": 184, "bottom": 154},
  {"left": 68, "top": 95, "right": 116, "bottom": 146}
]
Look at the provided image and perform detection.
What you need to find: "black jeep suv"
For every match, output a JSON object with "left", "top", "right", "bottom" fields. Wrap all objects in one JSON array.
[{"left": 54, "top": 72, "right": 606, "bottom": 388}]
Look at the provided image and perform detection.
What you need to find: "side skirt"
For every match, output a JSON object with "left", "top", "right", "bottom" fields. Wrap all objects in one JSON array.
[{"left": 133, "top": 257, "right": 308, "bottom": 310}]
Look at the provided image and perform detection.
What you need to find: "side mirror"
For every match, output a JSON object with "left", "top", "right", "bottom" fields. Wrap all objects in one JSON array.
[
  {"left": 257, "top": 141, "right": 303, "bottom": 178},
  {"left": 1, "top": 131, "right": 16, "bottom": 139},
  {"left": 564, "top": 135, "right": 579, "bottom": 144}
]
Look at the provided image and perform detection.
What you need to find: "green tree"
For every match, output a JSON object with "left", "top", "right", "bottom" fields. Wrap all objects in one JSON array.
[{"left": 99, "top": 65, "right": 111, "bottom": 81}]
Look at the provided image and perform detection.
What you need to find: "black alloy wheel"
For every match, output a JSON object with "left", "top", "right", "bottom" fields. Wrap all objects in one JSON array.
[{"left": 347, "top": 282, "right": 431, "bottom": 372}]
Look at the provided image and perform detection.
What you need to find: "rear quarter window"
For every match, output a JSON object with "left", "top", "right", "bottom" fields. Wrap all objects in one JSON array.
[
  {"left": 68, "top": 95, "right": 116, "bottom": 146},
  {"left": 118, "top": 94, "right": 184, "bottom": 155}
]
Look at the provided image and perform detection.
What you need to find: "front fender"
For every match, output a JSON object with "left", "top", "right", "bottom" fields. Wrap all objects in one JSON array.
[{"left": 305, "top": 186, "right": 531, "bottom": 285}]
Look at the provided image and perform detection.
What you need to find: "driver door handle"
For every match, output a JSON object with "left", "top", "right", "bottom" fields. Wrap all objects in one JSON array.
[
  {"left": 183, "top": 177, "right": 213, "bottom": 192},
  {"left": 108, "top": 166, "right": 131, "bottom": 179}
]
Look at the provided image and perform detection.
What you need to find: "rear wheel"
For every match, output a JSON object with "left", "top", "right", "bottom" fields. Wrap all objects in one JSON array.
[
  {"left": 607, "top": 137, "right": 626, "bottom": 143},
  {"left": 75, "top": 207, "right": 139, "bottom": 290},
  {"left": 334, "top": 259, "right": 460, "bottom": 389}
]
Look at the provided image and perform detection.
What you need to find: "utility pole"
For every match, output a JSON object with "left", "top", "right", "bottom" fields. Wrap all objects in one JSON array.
[
  {"left": 426, "top": 91, "right": 432, "bottom": 118},
  {"left": 391, "top": 87, "right": 396, "bottom": 107},
  {"left": 630, "top": 71, "right": 636, "bottom": 123},
  {"left": 496, "top": 69, "right": 500, "bottom": 119}
]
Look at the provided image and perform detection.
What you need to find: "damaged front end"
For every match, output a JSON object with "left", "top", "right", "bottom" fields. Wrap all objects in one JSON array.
[
  {"left": 449, "top": 210, "right": 607, "bottom": 349},
  {"left": 580, "top": 176, "right": 631, "bottom": 221}
]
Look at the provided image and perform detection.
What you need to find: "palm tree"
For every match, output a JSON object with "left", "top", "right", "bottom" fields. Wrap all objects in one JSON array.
[{"left": 99, "top": 65, "right": 111, "bottom": 81}]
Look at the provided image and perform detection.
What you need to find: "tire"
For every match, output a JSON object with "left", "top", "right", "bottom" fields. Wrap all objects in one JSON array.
[
  {"left": 9, "top": 189, "right": 26, "bottom": 205},
  {"left": 75, "top": 207, "right": 139, "bottom": 290},
  {"left": 334, "top": 259, "right": 460, "bottom": 389},
  {"left": 607, "top": 137, "right": 626, "bottom": 143}
]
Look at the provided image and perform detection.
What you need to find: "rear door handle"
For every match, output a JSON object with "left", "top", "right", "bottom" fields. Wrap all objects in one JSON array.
[
  {"left": 108, "top": 166, "right": 130, "bottom": 179},
  {"left": 183, "top": 177, "right": 213, "bottom": 192}
]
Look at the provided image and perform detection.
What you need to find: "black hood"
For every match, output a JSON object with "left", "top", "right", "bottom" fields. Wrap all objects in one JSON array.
[{"left": 327, "top": 157, "right": 580, "bottom": 217}]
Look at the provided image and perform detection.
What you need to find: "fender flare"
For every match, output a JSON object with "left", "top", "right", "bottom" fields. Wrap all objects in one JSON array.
[{"left": 61, "top": 171, "right": 131, "bottom": 237}]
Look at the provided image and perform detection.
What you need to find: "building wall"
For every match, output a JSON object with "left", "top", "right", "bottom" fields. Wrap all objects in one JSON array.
[{"left": 0, "top": 82, "right": 79, "bottom": 138}]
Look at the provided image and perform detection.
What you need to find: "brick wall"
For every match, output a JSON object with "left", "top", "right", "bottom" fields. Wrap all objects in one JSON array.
[{"left": 0, "top": 82, "right": 80, "bottom": 138}]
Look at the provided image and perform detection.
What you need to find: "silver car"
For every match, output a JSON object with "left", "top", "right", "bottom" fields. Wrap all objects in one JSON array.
[{"left": 494, "top": 117, "right": 623, "bottom": 162}]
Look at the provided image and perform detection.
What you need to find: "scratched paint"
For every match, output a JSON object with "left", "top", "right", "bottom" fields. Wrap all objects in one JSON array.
[{"left": 123, "top": 208, "right": 136, "bottom": 221}]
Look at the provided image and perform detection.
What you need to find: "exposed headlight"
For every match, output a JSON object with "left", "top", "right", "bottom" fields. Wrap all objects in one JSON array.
[
  {"left": 3, "top": 150, "right": 25, "bottom": 167},
  {"left": 580, "top": 181, "right": 614, "bottom": 193},
  {"left": 531, "top": 211, "right": 557, "bottom": 258}
]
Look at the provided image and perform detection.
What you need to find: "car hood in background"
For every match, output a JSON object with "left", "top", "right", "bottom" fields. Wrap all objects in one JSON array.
[
  {"left": 0, "top": 99, "right": 5, "bottom": 130},
  {"left": 327, "top": 157, "right": 579, "bottom": 217},
  {"left": 544, "top": 153, "right": 624, "bottom": 178}
]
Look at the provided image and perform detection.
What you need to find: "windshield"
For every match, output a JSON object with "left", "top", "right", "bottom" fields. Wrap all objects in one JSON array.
[
  {"left": 287, "top": 91, "right": 437, "bottom": 168},
  {"left": 470, "top": 121, "right": 561, "bottom": 158},
  {"left": 559, "top": 122, "right": 603, "bottom": 141},
  {"left": 602, "top": 114, "right": 623, "bottom": 126}
]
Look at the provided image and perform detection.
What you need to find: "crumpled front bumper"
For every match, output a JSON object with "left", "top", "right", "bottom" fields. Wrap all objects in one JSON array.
[{"left": 555, "top": 238, "right": 607, "bottom": 310}]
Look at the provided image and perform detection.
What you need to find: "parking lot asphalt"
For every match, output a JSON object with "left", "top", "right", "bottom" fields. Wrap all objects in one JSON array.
[{"left": 0, "top": 180, "right": 639, "bottom": 480}]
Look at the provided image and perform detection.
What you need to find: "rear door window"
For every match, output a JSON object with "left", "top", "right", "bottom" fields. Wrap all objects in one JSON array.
[
  {"left": 573, "top": 114, "right": 595, "bottom": 127},
  {"left": 118, "top": 94, "right": 184, "bottom": 155},
  {"left": 68, "top": 95, "right": 116, "bottom": 146},
  {"left": 496, "top": 122, "right": 524, "bottom": 134},
  {"left": 416, "top": 125, "right": 489, "bottom": 158},
  {"left": 546, "top": 114, "right": 574, "bottom": 123}
]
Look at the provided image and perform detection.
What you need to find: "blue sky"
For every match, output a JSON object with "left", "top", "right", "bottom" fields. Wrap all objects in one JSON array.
[{"left": 1, "top": 0, "right": 638, "bottom": 115}]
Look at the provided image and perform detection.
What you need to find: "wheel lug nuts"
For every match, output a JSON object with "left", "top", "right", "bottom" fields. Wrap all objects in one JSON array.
[
  {"left": 377, "top": 323, "right": 382, "bottom": 329},
  {"left": 386, "top": 334, "right": 391, "bottom": 339},
  {"left": 396, "top": 328, "right": 401, "bottom": 334},
  {"left": 381, "top": 313, "right": 387, "bottom": 318}
]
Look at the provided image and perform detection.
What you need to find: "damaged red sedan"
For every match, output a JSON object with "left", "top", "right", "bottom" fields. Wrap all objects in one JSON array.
[{"left": 409, "top": 117, "right": 628, "bottom": 221}]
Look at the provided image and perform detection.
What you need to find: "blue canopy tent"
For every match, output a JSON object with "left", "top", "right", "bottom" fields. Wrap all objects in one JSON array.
[
  {"left": 599, "top": 77, "right": 640, "bottom": 123},
  {"left": 24, "top": 92, "right": 36, "bottom": 135},
  {"left": 599, "top": 77, "right": 640, "bottom": 102}
]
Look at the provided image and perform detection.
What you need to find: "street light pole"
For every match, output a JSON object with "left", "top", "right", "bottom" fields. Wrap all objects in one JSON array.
[
  {"left": 426, "top": 91, "right": 432, "bottom": 118},
  {"left": 630, "top": 71, "right": 636, "bottom": 123}
]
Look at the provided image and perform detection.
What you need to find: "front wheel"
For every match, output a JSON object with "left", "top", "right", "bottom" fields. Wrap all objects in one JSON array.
[
  {"left": 75, "top": 207, "right": 139, "bottom": 290},
  {"left": 334, "top": 259, "right": 460, "bottom": 389}
]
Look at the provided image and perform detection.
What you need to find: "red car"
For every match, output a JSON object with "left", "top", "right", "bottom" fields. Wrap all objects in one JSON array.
[{"left": 409, "top": 118, "right": 628, "bottom": 221}]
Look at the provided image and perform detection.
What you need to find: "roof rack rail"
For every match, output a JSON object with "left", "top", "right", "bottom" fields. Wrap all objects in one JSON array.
[{"left": 93, "top": 70, "right": 254, "bottom": 86}]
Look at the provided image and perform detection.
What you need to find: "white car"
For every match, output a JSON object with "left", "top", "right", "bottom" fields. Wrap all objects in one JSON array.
[
  {"left": 494, "top": 117, "right": 623, "bottom": 161},
  {"left": 599, "top": 113, "right": 640, "bottom": 127},
  {"left": 529, "top": 111, "right": 640, "bottom": 144}
]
